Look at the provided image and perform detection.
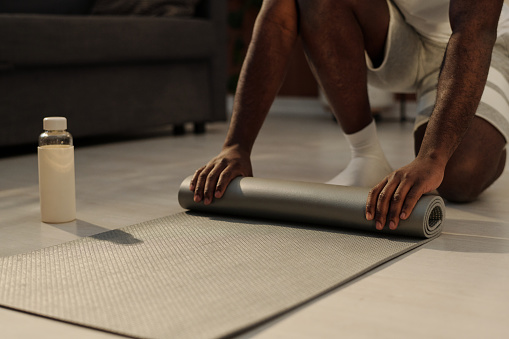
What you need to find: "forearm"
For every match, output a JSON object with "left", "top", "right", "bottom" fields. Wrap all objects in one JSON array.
[
  {"left": 366, "top": 0, "right": 504, "bottom": 230},
  {"left": 367, "top": 32, "right": 497, "bottom": 229},
  {"left": 224, "top": 1, "right": 298, "bottom": 154},
  {"left": 418, "top": 30, "right": 496, "bottom": 167},
  {"left": 417, "top": 0, "right": 503, "bottom": 167}
]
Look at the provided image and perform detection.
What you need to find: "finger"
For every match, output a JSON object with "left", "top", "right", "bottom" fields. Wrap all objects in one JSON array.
[
  {"left": 366, "top": 179, "right": 387, "bottom": 221},
  {"left": 190, "top": 166, "right": 205, "bottom": 191},
  {"left": 387, "top": 181, "right": 413, "bottom": 230},
  {"left": 214, "top": 166, "right": 236, "bottom": 199},
  {"left": 375, "top": 179, "right": 399, "bottom": 231},
  {"left": 400, "top": 186, "right": 424, "bottom": 220},
  {"left": 203, "top": 162, "right": 228, "bottom": 205},
  {"left": 193, "top": 164, "right": 214, "bottom": 203}
]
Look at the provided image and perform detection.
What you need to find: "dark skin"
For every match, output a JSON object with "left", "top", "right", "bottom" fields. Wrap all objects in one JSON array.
[
  {"left": 367, "top": 0, "right": 506, "bottom": 230},
  {"left": 191, "top": 0, "right": 507, "bottom": 229}
]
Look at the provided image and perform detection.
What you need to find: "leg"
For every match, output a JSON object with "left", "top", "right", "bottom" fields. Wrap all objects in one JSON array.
[
  {"left": 414, "top": 117, "right": 507, "bottom": 202},
  {"left": 297, "top": 0, "right": 389, "bottom": 133},
  {"left": 296, "top": 0, "right": 393, "bottom": 187}
]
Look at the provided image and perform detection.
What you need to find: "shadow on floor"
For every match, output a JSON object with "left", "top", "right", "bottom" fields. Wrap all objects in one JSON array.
[{"left": 48, "top": 219, "right": 143, "bottom": 245}]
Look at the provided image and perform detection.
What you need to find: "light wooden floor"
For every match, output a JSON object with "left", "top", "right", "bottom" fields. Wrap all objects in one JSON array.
[{"left": 1, "top": 100, "right": 508, "bottom": 338}]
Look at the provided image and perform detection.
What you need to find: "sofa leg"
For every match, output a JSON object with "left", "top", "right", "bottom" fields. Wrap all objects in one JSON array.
[
  {"left": 194, "top": 122, "right": 206, "bottom": 134},
  {"left": 173, "top": 124, "right": 186, "bottom": 136}
]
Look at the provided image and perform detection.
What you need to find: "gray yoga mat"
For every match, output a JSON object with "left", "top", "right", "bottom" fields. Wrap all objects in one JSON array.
[
  {"left": 0, "top": 177, "right": 444, "bottom": 339},
  {"left": 179, "top": 176, "right": 444, "bottom": 238}
]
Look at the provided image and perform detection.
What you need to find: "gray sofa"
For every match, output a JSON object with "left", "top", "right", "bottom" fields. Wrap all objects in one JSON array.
[{"left": 0, "top": 0, "right": 227, "bottom": 147}]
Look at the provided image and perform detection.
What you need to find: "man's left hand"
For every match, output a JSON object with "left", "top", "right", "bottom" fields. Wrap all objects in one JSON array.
[{"left": 365, "top": 157, "right": 445, "bottom": 230}]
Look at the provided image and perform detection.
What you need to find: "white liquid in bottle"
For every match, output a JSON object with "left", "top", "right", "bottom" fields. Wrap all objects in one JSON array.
[
  {"left": 38, "top": 146, "right": 76, "bottom": 223},
  {"left": 38, "top": 117, "right": 76, "bottom": 223}
]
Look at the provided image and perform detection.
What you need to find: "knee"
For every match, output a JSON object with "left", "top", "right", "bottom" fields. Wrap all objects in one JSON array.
[
  {"left": 438, "top": 162, "right": 486, "bottom": 203},
  {"left": 438, "top": 182, "right": 483, "bottom": 203}
]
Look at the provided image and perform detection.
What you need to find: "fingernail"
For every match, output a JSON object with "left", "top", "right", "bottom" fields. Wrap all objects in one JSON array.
[
  {"left": 400, "top": 212, "right": 406, "bottom": 219},
  {"left": 389, "top": 221, "right": 396, "bottom": 230},
  {"left": 366, "top": 212, "right": 372, "bottom": 220},
  {"left": 376, "top": 221, "right": 383, "bottom": 230},
  {"left": 215, "top": 191, "right": 221, "bottom": 198},
  {"left": 189, "top": 185, "right": 195, "bottom": 191},
  {"left": 194, "top": 195, "right": 201, "bottom": 203},
  {"left": 204, "top": 198, "right": 211, "bottom": 205}
]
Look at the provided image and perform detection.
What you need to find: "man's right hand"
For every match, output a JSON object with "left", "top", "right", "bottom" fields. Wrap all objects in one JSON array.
[
  {"left": 190, "top": 145, "right": 253, "bottom": 205},
  {"left": 189, "top": 0, "right": 298, "bottom": 206}
]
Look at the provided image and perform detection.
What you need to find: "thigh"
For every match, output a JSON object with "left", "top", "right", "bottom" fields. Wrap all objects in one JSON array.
[
  {"left": 297, "top": 0, "right": 390, "bottom": 63},
  {"left": 414, "top": 117, "right": 506, "bottom": 201},
  {"left": 415, "top": 117, "right": 506, "bottom": 169}
]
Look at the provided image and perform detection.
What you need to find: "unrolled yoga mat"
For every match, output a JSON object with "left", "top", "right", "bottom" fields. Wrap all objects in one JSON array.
[{"left": 0, "top": 177, "right": 444, "bottom": 339}]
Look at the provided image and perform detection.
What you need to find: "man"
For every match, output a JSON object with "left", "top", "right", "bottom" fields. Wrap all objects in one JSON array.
[{"left": 190, "top": 0, "right": 509, "bottom": 231}]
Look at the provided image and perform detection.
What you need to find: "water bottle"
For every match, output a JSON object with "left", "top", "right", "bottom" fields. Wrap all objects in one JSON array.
[{"left": 38, "top": 117, "right": 76, "bottom": 223}]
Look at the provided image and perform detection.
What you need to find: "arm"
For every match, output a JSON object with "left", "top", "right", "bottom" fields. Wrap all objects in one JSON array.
[
  {"left": 190, "top": 0, "right": 299, "bottom": 205},
  {"left": 366, "top": 0, "right": 504, "bottom": 230}
]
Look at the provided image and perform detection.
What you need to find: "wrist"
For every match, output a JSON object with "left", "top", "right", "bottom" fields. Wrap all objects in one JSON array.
[
  {"left": 416, "top": 150, "right": 449, "bottom": 170},
  {"left": 222, "top": 142, "right": 252, "bottom": 156}
]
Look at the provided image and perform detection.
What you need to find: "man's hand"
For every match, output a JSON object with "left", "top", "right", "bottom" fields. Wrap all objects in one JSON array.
[
  {"left": 190, "top": 145, "right": 253, "bottom": 205},
  {"left": 365, "top": 157, "right": 445, "bottom": 230}
]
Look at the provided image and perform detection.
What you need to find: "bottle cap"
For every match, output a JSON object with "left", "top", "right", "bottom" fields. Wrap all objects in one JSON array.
[{"left": 43, "top": 117, "right": 67, "bottom": 131}]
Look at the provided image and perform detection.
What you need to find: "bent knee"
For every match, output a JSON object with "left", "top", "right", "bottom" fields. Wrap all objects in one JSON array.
[
  {"left": 438, "top": 184, "right": 483, "bottom": 203},
  {"left": 439, "top": 165, "right": 486, "bottom": 203},
  {"left": 439, "top": 148, "right": 506, "bottom": 203}
]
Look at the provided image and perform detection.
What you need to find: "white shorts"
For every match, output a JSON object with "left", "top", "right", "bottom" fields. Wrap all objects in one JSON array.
[{"left": 366, "top": 0, "right": 509, "bottom": 143}]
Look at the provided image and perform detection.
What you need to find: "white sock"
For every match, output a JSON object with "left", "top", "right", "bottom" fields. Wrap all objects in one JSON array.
[{"left": 327, "top": 120, "right": 393, "bottom": 187}]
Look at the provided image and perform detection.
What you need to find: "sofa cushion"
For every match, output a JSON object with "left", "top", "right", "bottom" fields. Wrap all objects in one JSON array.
[
  {"left": 91, "top": 0, "right": 200, "bottom": 17},
  {"left": 0, "top": 0, "right": 93, "bottom": 15},
  {"left": 0, "top": 14, "right": 216, "bottom": 66}
]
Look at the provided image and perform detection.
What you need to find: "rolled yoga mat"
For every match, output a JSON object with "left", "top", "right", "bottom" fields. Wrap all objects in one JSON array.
[
  {"left": 0, "top": 177, "right": 445, "bottom": 339},
  {"left": 179, "top": 176, "right": 445, "bottom": 238}
]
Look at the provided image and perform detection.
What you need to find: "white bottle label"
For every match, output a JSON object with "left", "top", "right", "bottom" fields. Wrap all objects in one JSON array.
[{"left": 38, "top": 145, "right": 76, "bottom": 223}]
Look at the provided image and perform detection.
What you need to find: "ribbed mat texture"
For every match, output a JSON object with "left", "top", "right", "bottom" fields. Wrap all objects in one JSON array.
[{"left": 0, "top": 212, "right": 427, "bottom": 338}]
